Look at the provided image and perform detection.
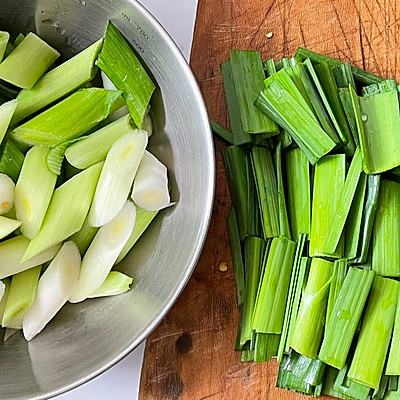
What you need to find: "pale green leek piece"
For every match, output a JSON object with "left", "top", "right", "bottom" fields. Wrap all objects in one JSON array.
[
  {"left": 0, "top": 31, "right": 10, "bottom": 63},
  {"left": 0, "top": 216, "right": 21, "bottom": 240},
  {"left": 0, "top": 99, "right": 17, "bottom": 145},
  {"left": 88, "top": 271, "right": 133, "bottom": 298},
  {"left": 11, "top": 88, "right": 122, "bottom": 147},
  {"left": 12, "top": 39, "right": 103, "bottom": 125},
  {"left": 14, "top": 146, "right": 58, "bottom": 239},
  {"left": 0, "top": 236, "right": 61, "bottom": 279},
  {"left": 88, "top": 131, "right": 147, "bottom": 227},
  {"left": 116, "top": 207, "right": 158, "bottom": 264},
  {"left": 69, "top": 216, "right": 99, "bottom": 256},
  {"left": 65, "top": 114, "right": 136, "bottom": 169},
  {"left": 2, "top": 265, "right": 41, "bottom": 329},
  {"left": 70, "top": 201, "right": 136, "bottom": 303},
  {"left": 0, "top": 278, "right": 10, "bottom": 323},
  {"left": 0, "top": 32, "right": 60, "bottom": 89},
  {"left": 21, "top": 162, "right": 103, "bottom": 262}
]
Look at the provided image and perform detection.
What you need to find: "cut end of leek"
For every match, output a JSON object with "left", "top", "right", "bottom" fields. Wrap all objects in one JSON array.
[
  {"left": 0, "top": 216, "right": 21, "bottom": 240},
  {"left": 0, "top": 99, "right": 18, "bottom": 145},
  {"left": 0, "top": 173, "right": 15, "bottom": 214},
  {"left": 101, "top": 70, "right": 117, "bottom": 91},
  {"left": 0, "top": 280, "right": 5, "bottom": 302},
  {"left": 88, "top": 131, "right": 147, "bottom": 227},
  {"left": 70, "top": 201, "right": 136, "bottom": 303},
  {"left": 15, "top": 146, "right": 58, "bottom": 239},
  {"left": 22, "top": 241, "right": 81, "bottom": 341},
  {"left": 141, "top": 113, "right": 153, "bottom": 136},
  {"left": 88, "top": 271, "right": 133, "bottom": 298},
  {"left": 131, "top": 150, "right": 171, "bottom": 211}
]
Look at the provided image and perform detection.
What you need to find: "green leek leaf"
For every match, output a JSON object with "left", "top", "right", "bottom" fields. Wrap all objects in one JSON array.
[{"left": 96, "top": 21, "right": 155, "bottom": 127}]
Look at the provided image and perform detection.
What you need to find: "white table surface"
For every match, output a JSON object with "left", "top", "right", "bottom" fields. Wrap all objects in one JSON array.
[{"left": 56, "top": 1, "right": 198, "bottom": 399}]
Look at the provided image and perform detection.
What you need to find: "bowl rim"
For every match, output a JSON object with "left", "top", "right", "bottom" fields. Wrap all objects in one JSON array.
[{"left": 43, "top": 0, "right": 215, "bottom": 398}]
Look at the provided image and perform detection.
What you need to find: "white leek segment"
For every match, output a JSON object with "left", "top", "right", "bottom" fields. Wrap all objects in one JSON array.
[
  {"left": 0, "top": 279, "right": 10, "bottom": 323},
  {"left": 23, "top": 241, "right": 81, "bottom": 341},
  {"left": 0, "top": 216, "right": 21, "bottom": 240},
  {"left": 101, "top": 71, "right": 153, "bottom": 132},
  {"left": 141, "top": 113, "right": 153, "bottom": 136},
  {"left": 14, "top": 146, "right": 57, "bottom": 239},
  {"left": 109, "top": 105, "right": 129, "bottom": 122},
  {"left": 88, "top": 131, "right": 147, "bottom": 227},
  {"left": 0, "top": 236, "right": 61, "bottom": 279},
  {"left": 101, "top": 71, "right": 130, "bottom": 122},
  {"left": 0, "top": 173, "right": 15, "bottom": 214},
  {"left": 88, "top": 271, "right": 133, "bottom": 298},
  {"left": 0, "top": 99, "right": 17, "bottom": 145},
  {"left": 0, "top": 280, "right": 5, "bottom": 303},
  {"left": 131, "top": 150, "right": 171, "bottom": 211},
  {"left": 3, "top": 328, "right": 18, "bottom": 341},
  {"left": 101, "top": 70, "right": 117, "bottom": 91},
  {"left": 115, "top": 207, "right": 158, "bottom": 264},
  {"left": 70, "top": 201, "right": 136, "bottom": 303}
]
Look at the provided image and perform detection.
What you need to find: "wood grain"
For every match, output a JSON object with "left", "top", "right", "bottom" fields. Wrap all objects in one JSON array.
[{"left": 139, "top": 0, "right": 400, "bottom": 399}]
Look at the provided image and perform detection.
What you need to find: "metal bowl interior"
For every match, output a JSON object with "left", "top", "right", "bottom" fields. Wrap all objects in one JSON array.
[{"left": 0, "top": 1, "right": 214, "bottom": 399}]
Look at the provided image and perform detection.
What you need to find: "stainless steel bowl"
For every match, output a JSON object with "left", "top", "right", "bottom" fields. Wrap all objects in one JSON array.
[{"left": 0, "top": 1, "right": 214, "bottom": 398}]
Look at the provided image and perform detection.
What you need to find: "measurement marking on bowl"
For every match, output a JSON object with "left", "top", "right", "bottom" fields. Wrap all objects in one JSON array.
[
  {"left": 120, "top": 12, "right": 149, "bottom": 53},
  {"left": 137, "top": 26, "right": 149, "bottom": 40},
  {"left": 131, "top": 38, "right": 145, "bottom": 54},
  {"left": 121, "top": 12, "right": 131, "bottom": 22}
]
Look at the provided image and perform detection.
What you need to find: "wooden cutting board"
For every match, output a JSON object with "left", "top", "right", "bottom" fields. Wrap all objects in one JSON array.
[{"left": 139, "top": 0, "right": 400, "bottom": 398}]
